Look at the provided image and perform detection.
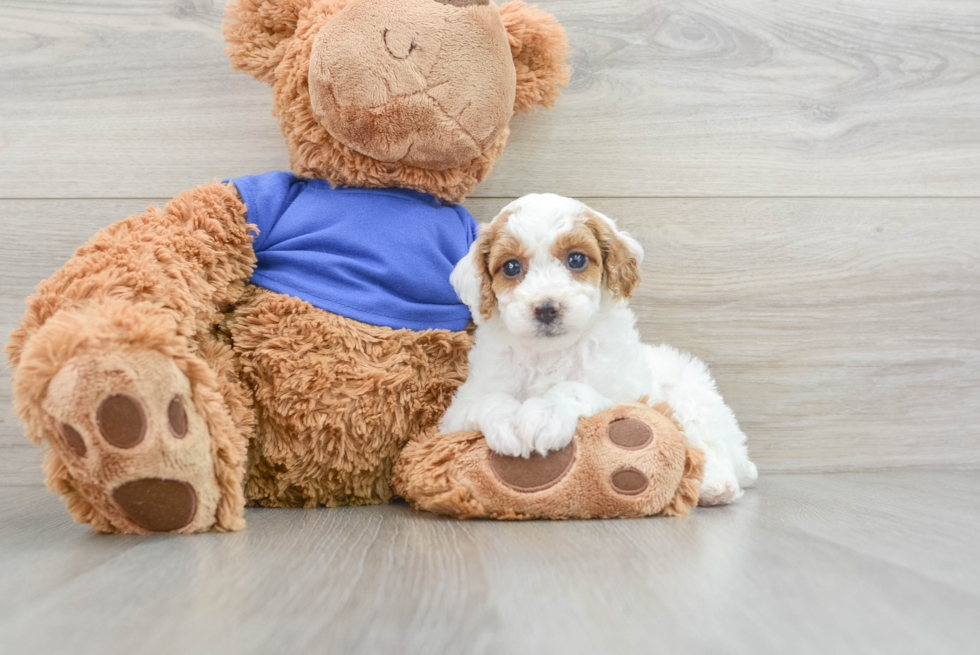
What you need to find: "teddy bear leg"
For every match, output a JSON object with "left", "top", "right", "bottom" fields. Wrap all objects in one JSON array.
[
  {"left": 6, "top": 181, "right": 257, "bottom": 533},
  {"left": 11, "top": 302, "right": 249, "bottom": 534},
  {"left": 396, "top": 401, "right": 705, "bottom": 520}
]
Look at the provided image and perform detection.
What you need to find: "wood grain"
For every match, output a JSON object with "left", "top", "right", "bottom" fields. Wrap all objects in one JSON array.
[
  {"left": 1, "top": 0, "right": 980, "bottom": 199},
  {"left": 2, "top": 197, "right": 978, "bottom": 486},
  {"left": 1, "top": 473, "right": 978, "bottom": 654}
]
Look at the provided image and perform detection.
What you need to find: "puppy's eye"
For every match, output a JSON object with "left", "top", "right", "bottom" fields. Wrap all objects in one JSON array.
[
  {"left": 566, "top": 252, "right": 588, "bottom": 271},
  {"left": 502, "top": 259, "right": 523, "bottom": 278}
]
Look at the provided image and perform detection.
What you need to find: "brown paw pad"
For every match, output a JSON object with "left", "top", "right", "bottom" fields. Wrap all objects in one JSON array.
[
  {"left": 489, "top": 442, "right": 576, "bottom": 492},
  {"left": 112, "top": 478, "right": 198, "bottom": 532},
  {"left": 60, "top": 423, "right": 87, "bottom": 457},
  {"left": 97, "top": 394, "right": 146, "bottom": 448},
  {"left": 167, "top": 396, "right": 188, "bottom": 438},
  {"left": 610, "top": 467, "right": 650, "bottom": 495},
  {"left": 607, "top": 417, "right": 654, "bottom": 450}
]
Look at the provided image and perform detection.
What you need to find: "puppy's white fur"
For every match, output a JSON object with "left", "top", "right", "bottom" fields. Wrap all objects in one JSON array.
[{"left": 441, "top": 193, "right": 758, "bottom": 505}]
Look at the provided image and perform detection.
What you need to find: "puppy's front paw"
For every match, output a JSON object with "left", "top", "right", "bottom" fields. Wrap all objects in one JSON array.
[
  {"left": 516, "top": 398, "right": 577, "bottom": 456},
  {"left": 482, "top": 415, "right": 525, "bottom": 457}
]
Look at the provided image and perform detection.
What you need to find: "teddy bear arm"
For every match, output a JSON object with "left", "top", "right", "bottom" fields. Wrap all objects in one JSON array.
[{"left": 6, "top": 181, "right": 255, "bottom": 368}]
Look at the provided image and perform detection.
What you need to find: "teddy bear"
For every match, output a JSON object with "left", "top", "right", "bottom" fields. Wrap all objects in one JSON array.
[{"left": 5, "top": 0, "right": 572, "bottom": 534}]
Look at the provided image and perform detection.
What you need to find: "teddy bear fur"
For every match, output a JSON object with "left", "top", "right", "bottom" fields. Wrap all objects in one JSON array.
[
  {"left": 394, "top": 402, "right": 705, "bottom": 520},
  {"left": 5, "top": 0, "right": 570, "bottom": 534}
]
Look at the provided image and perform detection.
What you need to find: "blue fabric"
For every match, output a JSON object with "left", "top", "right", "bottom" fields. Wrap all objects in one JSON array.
[{"left": 229, "top": 172, "right": 478, "bottom": 331}]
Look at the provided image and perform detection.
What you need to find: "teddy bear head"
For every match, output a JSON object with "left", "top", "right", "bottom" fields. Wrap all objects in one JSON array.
[{"left": 225, "top": 0, "right": 570, "bottom": 202}]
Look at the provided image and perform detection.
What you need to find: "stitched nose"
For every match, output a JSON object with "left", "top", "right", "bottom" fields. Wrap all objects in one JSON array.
[
  {"left": 534, "top": 300, "right": 559, "bottom": 325},
  {"left": 434, "top": 0, "right": 489, "bottom": 6},
  {"left": 383, "top": 28, "right": 417, "bottom": 60}
]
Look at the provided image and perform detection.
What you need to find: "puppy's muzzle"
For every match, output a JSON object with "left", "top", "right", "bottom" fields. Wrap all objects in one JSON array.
[{"left": 533, "top": 300, "right": 559, "bottom": 325}]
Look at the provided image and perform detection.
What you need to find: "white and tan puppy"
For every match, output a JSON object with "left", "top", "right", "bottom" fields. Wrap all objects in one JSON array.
[{"left": 441, "top": 193, "right": 757, "bottom": 505}]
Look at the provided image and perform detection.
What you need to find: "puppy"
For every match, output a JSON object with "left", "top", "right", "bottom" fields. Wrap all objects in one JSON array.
[{"left": 440, "top": 193, "right": 757, "bottom": 505}]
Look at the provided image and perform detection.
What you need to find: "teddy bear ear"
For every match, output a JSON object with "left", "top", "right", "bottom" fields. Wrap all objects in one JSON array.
[
  {"left": 224, "top": 0, "right": 315, "bottom": 84},
  {"left": 498, "top": 1, "right": 571, "bottom": 114}
]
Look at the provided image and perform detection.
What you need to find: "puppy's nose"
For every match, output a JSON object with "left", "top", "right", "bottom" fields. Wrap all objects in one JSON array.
[{"left": 534, "top": 300, "right": 559, "bottom": 325}]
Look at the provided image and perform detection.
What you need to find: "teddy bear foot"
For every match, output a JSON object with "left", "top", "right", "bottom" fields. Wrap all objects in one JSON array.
[
  {"left": 395, "top": 402, "right": 705, "bottom": 520},
  {"left": 42, "top": 349, "right": 224, "bottom": 533}
]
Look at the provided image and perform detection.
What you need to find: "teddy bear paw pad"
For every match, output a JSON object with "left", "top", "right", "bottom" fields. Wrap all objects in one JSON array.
[
  {"left": 112, "top": 479, "right": 198, "bottom": 532},
  {"left": 489, "top": 442, "right": 575, "bottom": 492},
  {"left": 59, "top": 423, "right": 87, "bottom": 457},
  {"left": 96, "top": 394, "right": 147, "bottom": 448},
  {"left": 42, "top": 349, "right": 223, "bottom": 533},
  {"left": 607, "top": 417, "right": 654, "bottom": 450},
  {"left": 610, "top": 467, "right": 650, "bottom": 495}
]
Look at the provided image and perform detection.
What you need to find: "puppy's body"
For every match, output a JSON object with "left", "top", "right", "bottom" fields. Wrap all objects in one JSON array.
[{"left": 442, "top": 194, "right": 757, "bottom": 505}]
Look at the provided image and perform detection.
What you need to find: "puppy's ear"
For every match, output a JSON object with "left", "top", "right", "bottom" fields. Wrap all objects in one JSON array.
[
  {"left": 585, "top": 210, "right": 644, "bottom": 300},
  {"left": 451, "top": 220, "right": 502, "bottom": 323},
  {"left": 499, "top": 1, "right": 571, "bottom": 114},
  {"left": 224, "top": 0, "right": 317, "bottom": 84}
]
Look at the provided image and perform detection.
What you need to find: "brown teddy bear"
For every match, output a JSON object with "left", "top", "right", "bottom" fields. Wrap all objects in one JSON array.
[
  {"left": 6, "top": 0, "right": 571, "bottom": 534},
  {"left": 7, "top": 0, "right": 702, "bottom": 534}
]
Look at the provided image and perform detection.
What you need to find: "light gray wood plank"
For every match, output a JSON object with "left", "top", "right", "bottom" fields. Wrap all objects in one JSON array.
[
  {"left": 2, "top": 0, "right": 980, "bottom": 199},
  {"left": 0, "top": 487, "right": 146, "bottom": 615},
  {"left": 0, "top": 472, "right": 978, "bottom": 654},
  {"left": 2, "top": 198, "right": 979, "bottom": 486},
  {"left": 762, "top": 470, "right": 980, "bottom": 597}
]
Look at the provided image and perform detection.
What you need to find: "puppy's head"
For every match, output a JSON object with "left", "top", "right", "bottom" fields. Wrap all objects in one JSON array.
[{"left": 452, "top": 193, "right": 643, "bottom": 346}]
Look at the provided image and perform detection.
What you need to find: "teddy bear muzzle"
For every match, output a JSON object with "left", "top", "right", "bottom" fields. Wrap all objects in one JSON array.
[{"left": 308, "top": 0, "right": 516, "bottom": 171}]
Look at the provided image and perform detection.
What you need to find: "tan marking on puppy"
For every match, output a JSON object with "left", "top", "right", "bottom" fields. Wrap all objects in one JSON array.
[
  {"left": 473, "top": 209, "right": 524, "bottom": 320},
  {"left": 550, "top": 223, "right": 603, "bottom": 287},
  {"left": 584, "top": 211, "right": 641, "bottom": 300},
  {"left": 487, "top": 230, "right": 530, "bottom": 303}
]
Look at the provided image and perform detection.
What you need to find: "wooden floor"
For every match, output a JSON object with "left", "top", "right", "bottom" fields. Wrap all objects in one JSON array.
[
  {"left": 1, "top": 1, "right": 979, "bottom": 653},
  {"left": 0, "top": 471, "right": 977, "bottom": 654}
]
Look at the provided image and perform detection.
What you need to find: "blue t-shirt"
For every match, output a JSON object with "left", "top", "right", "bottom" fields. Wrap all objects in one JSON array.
[{"left": 230, "top": 172, "right": 478, "bottom": 331}]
